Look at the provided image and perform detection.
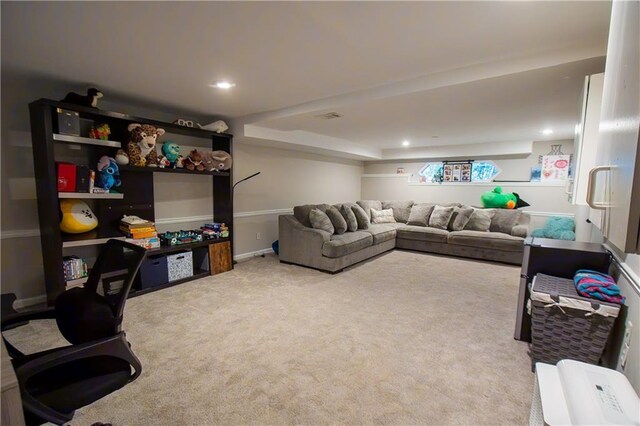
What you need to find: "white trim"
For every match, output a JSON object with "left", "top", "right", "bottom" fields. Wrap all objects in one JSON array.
[
  {"left": 406, "top": 181, "right": 567, "bottom": 187},
  {"left": 155, "top": 215, "right": 213, "bottom": 225},
  {"left": 0, "top": 229, "right": 40, "bottom": 239},
  {"left": 520, "top": 211, "right": 575, "bottom": 218},
  {"left": 233, "top": 247, "right": 273, "bottom": 261},
  {"left": 235, "top": 208, "right": 292, "bottom": 218},
  {"left": 13, "top": 294, "right": 47, "bottom": 310},
  {"left": 361, "top": 173, "right": 411, "bottom": 178}
]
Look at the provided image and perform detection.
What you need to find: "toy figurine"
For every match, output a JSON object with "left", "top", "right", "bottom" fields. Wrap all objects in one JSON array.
[
  {"left": 89, "top": 123, "right": 111, "bottom": 140},
  {"left": 96, "top": 155, "right": 121, "bottom": 191},
  {"left": 61, "top": 88, "right": 103, "bottom": 108}
]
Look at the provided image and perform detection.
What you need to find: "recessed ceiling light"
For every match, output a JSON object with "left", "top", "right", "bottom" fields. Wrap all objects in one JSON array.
[
  {"left": 402, "top": 140, "right": 410, "bottom": 147},
  {"left": 209, "top": 80, "right": 236, "bottom": 90},
  {"left": 541, "top": 129, "right": 554, "bottom": 135}
]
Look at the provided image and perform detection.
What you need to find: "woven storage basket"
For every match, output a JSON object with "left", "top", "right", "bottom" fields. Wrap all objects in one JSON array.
[{"left": 530, "top": 274, "right": 620, "bottom": 371}]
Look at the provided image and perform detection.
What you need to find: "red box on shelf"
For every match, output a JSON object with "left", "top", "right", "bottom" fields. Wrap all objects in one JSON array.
[{"left": 56, "top": 162, "right": 76, "bottom": 192}]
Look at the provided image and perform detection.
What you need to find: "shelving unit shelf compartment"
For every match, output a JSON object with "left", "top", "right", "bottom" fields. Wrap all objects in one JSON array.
[{"left": 30, "top": 98, "right": 233, "bottom": 305}]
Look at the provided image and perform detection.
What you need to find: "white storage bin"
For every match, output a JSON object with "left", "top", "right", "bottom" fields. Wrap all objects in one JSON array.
[{"left": 166, "top": 251, "right": 193, "bottom": 282}]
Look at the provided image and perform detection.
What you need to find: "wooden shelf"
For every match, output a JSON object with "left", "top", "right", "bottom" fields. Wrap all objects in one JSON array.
[
  {"left": 65, "top": 276, "right": 88, "bottom": 289},
  {"left": 120, "top": 165, "right": 230, "bottom": 177},
  {"left": 129, "top": 269, "right": 209, "bottom": 298},
  {"left": 62, "top": 230, "right": 126, "bottom": 248},
  {"left": 59, "top": 192, "right": 124, "bottom": 199},
  {"left": 146, "top": 238, "right": 230, "bottom": 255},
  {"left": 53, "top": 133, "right": 122, "bottom": 148}
]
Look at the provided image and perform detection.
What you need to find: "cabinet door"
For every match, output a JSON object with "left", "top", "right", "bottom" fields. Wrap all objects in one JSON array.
[{"left": 593, "top": 1, "right": 640, "bottom": 254}]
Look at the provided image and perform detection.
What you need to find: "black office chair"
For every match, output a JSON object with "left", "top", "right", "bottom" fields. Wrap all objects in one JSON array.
[{"left": 1, "top": 239, "right": 147, "bottom": 425}]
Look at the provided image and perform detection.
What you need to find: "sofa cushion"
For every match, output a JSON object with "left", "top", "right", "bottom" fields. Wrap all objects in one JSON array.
[
  {"left": 407, "top": 204, "right": 435, "bottom": 226},
  {"left": 382, "top": 200, "right": 414, "bottom": 223},
  {"left": 293, "top": 204, "right": 331, "bottom": 228},
  {"left": 464, "top": 209, "right": 495, "bottom": 232},
  {"left": 448, "top": 206, "right": 474, "bottom": 231},
  {"left": 397, "top": 225, "right": 449, "bottom": 243},
  {"left": 429, "top": 205, "right": 455, "bottom": 230},
  {"left": 339, "top": 204, "right": 358, "bottom": 232},
  {"left": 322, "top": 231, "right": 373, "bottom": 258},
  {"left": 371, "top": 208, "right": 396, "bottom": 224},
  {"left": 351, "top": 204, "right": 370, "bottom": 229},
  {"left": 490, "top": 209, "right": 522, "bottom": 234},
  {"left": 381, "top": 222, "right": 409, "bottom": 230},
  {"left": 363, "top": 224, "right": 397, "bottom": 245},
  {"left": 310, "top": 208, "right": 334, "bottom": 234},
  {"left": 356, "top": 200, "right": 382, "bottom": 220},
  {"left": 325, "top": 206, "right": 347, "bottom": 234},
  {"left": 448, "top": 230, "right": 525, "bottom": 252}
]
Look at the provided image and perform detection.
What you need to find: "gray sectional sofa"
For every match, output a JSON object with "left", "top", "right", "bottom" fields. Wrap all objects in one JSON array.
[{"left": 279, "top": 200, "right": 530, "bottom": 273}]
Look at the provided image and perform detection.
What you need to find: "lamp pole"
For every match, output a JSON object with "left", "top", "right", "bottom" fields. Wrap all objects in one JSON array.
[{"left": 232, "top": 172, "right": 261, "bottom": 264}]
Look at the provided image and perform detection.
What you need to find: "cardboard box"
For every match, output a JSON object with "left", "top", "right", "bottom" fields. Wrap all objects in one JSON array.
[{"left": 75, "top": 165, "right": 91, "bottom": 193}]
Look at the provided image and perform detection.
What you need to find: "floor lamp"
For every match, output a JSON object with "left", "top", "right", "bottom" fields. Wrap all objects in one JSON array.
[{"left": 232, "top": 172, "right": 261, "bottom": 264}]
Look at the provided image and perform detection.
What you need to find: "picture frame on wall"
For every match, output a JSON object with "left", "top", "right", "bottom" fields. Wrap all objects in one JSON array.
[{"left": 443, "top": 161, "right": 472, "bottom": 182}]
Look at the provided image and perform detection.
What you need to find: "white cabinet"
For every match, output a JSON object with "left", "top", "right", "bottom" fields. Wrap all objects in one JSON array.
[{"left": 589, "top": 1, "right": 640, "bottom": 254}]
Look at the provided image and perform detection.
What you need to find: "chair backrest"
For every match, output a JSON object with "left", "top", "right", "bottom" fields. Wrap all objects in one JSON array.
[{"left": 55, "top": 239, "right": 147, "bottom": 344}]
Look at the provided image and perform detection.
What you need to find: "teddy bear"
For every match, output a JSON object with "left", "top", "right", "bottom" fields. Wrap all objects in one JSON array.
[
  {"left": 183, "top": 149, "right": 205, "bottom": 171},
  {"left": 119, "top": 123, "right": 165, "bottom": 167},
  {"left": 201, "top": 150, "right": 232, "bottom": 172}
]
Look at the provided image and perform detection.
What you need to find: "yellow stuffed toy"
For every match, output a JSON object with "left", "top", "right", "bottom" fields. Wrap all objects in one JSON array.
[{"left": 60, "top": 199, "right": 98, "bottom": 233}]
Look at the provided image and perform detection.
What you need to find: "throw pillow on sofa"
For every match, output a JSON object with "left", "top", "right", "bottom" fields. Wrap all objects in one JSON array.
[
  {"left": 351, "top": 204, "right": 370, "bottom": 229},
  {"left": 429, "top": 205, "right": 455, "bottom": 230},
  {"left": 489, "top": 209, "right": 522, "bottom": 234},
  {"left": 464, "top": 209, "right": 496, "bottom": 232},
  {"left": 371, "top": 208, "right": 396, "bottom": 224},
  {"left": 448, "top": 206, "right": 474, "bottom": 231},
  {"left": 339, "top": 204, "right": 358, "bottom": 232},
  {"left": 325, "top": 206, "right": 347, "bottom": 234},
  {"left": 309, "top": 208, "right": 334, "bottom": 234},
  {"left": 356, "top": 200, "right": 382, "bottom": 221},
  {"left": 407, "top": 204, "right": 435, "bottom": 226},
  {"left": 381, "top": 200, "right": 414, "bottom": 223}
]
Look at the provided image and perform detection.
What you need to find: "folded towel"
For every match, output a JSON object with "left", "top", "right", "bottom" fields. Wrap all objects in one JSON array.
[{"left": 574, "top": 269, "right": 626, "bottom": 304}]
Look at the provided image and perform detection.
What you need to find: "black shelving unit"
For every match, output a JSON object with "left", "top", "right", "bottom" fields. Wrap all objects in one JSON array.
[{"left": 29, "top": 99, "right": 234, "bottom": 305}]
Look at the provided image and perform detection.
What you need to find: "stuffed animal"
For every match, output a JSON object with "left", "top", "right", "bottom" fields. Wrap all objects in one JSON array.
[
  {"left": 161, "top": 142, "right": 181, "bottom": 168},
  {"left": 123, "top": 123, "right": 165, "bottom": 167},
  {"left": 61, "top": 88, "right": 103, "bottom": 108},
  {"left": 481, "top": 186, "right": 530, "bottom": 209},
  {"left": 96, "top": 156, "right": 121, "bottom": 191},
  {"left": 199, "top": 120, "right": 229, "bottom": 133},
  {"left": 89, "top": 123, "right": 111, "bottom": 140},
  {"left": 201, "top": 150, "right": 232, "bottom": 171},
  {"left": 183, "top": 149, "right": 205, "bottom": 171},
  {"left": 115, "top": 149, "right": 129, "bottom": 166},
  {"left": 176, "top": 155, "right": 185, "bottom": 168},
  {"left": 59, "top": 199, "right": 98, "bottom": 234},
  {"left": 531, "top": 216, "right": 576, "bottom": 240}
]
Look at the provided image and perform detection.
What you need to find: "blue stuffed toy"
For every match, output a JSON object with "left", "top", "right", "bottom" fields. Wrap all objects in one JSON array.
[
  {"left": 96, "top": 155, "right": 121, "bottom": 191},
  {"left": 531, "top": 216, "right": 575, "bottom": 240}
]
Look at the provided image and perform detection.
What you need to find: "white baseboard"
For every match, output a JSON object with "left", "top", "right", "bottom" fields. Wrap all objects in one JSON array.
[
  {"left": 13, "top": 294, "right": 47, "bottom": 310},
  {"left": 234, "top": 248, "right": 274, "bottom": 261}
]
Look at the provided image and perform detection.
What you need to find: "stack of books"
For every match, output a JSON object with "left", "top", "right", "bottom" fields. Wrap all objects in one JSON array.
[
  {"left": 63, "top": 256, "right": 88, "bottom": 282},
  {"left": 120, "top": 215, "right": 160, "bottom": 249}
]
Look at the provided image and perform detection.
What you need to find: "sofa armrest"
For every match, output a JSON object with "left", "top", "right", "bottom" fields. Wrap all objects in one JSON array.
[
  {"left": 511, "top": 224, "right": 529, "bottom": 238},
  {"left": 279, "top": 215, "right": 331, "bottom": 265}
]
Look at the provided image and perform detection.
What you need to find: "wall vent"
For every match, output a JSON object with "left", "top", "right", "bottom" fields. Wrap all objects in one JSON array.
[{"left": 316, "top": 112, "right": 342, "bottom": 119}]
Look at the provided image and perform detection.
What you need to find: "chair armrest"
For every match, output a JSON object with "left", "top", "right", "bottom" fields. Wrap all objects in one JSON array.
[
  {"left": 279, "top": 215, "right": 331, "bottom": 264},
  {"left": 511, "top": 224, "right": 529, "bottom": 238}
]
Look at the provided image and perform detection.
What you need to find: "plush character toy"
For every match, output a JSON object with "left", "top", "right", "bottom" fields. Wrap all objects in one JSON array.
[
  {"left": 161, "top": 142, "right": 181, "bottom": 168},
  {"left": 89, "top": 123, "right": 111, "bottom": 140},
  {"left": 59, "top": 199, "right": 98, "bottom": 233},
  {"left": 531, "top": 216, "right": 576, "bottom": 240},
  {"left": 201, "top": 150, "right": 232, "bottom": 172},
  {"left": 96, "top": 156, "right": 121, "bottom": 191},
  {"left": 183, "top": 149, "right": 205, "bottom": 171},
  {"left": 481, "top": 186, "right": 530, "bottom": 209},
  {"left": 199, "top": 120, "right": 229, "bottom": 133},
  {"left": 61, "top": 88, "right": 103, "bottom": 108},
  {"left": 123, "top": 123, "right": 165, "bottom": 167}
]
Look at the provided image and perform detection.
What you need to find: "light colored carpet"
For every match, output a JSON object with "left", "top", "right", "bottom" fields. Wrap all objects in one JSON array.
[{"left": 5, "top": 250, "right": 534, "bottom": 425}]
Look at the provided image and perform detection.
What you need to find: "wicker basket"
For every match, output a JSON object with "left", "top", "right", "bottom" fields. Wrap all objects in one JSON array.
[{"left": 530, "top": 274, "right": 620, "bottom": 371}]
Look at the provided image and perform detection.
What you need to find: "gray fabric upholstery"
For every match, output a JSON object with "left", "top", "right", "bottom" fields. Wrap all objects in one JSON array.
[
  {"left": 407, "top": 204, "right": 435, "bottom": 227},
  {"left": 464, "top": 209, "right": 495, "bottom": 232},
  {"left": 448, "top": 206, "right": 474, "bottom": 231},
  {"left": 382, "top": 222, "right": 410, "bottom": 230},
  {"left": 490, "top": 209, "right": 522, "bottom": 234},
  {"left": 338, "top": 204, "right": 358, "bottom": 232},
  {"left": 351, "top": 204, "right": 370, "bottom": 229},
  {"left": 448, "top": 230, "right": 524, "bottom": 251},
  {"left": 293, "top": 203, "right": 331, "bottom": 228},
  {"left": 429, "top": 206, "right": 455, "bottom": 230},
  {"left": 310, "top": 208, "right": 334, "bottom": 234},
  {"left": 396, "top": 225, "right": 449, "bottom": 243},
  {"left": 356, "top": 200, "right": 382, "bottom": 220},
  {"left": 322, "top": 231, "right": 373, "bottom": 258},
  {"left": 325, "top": 206, "right": 347, "bottom": 234},
  {"left": 363, "top": 224, "right": 397, "bottom": 245},
  {"left": 395, "top": 239, "right": 524, "bottom": 265},
  {"left": 370, "top": 208, "right": 396, "bottom": 224},
  {"left": 381, "top": 200, "right": 414, "bottom": 223},
  {"left": 511, "top": 224, "right": 529, "bottom": 238}
]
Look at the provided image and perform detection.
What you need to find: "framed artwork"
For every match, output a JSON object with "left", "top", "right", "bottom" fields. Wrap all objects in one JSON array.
[
  {"left": 541, "top": 155, "right": 570, "bottom": 181},
  {"left": 443, "top": 161, "right": 472, "bottom": 182}
]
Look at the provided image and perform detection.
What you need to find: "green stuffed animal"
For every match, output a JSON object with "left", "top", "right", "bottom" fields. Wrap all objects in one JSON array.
[{"left": 481, "top": 186, "right": 529, "bottom": 209}]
